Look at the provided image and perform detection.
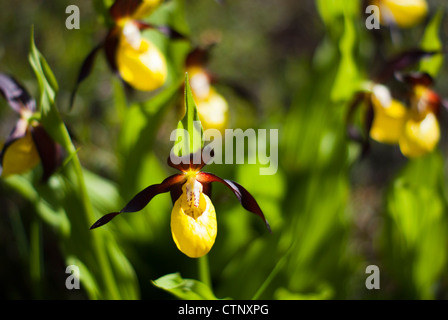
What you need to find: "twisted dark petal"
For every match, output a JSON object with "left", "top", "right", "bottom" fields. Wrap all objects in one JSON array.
[
  {"left": 104, "top": 30, "right": 120, "bottom": 73},
  {"left": 395, "top": 71, "right": 434, "bottom": 87},
  {"left": 0, "top": 73, "right": 36, "bottom": 113},
  {"left": 374, "top": 49, "right": 438, "bottom": 83},
  {"left": 90, "top": 174, "right": 185, "bottom": 229},
  {"left": 70, "top": 44, "right": 103, "bottom": 109},
  {"left": 30, "top": 124, "right": 63, "bottom": 182},
  {"left": 196, "top": 172, "right": 271, "bottom": 232}
]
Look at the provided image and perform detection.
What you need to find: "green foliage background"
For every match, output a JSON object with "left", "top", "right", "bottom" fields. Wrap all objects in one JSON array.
[{"left": 1, "top": 0, "right": 448, "bottom": 299}]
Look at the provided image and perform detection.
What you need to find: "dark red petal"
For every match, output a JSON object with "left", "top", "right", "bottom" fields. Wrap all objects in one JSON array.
[
  {"left": 186, "top": 47, "right": 211, "bottom": 68},
  {"left": 104, "top": 29, "right": 120, "bottom": 73},
  {"left": 395, "top": 71, "right": 434, "bottom": 87},
  {"left": 109, "top": 0, "right": 142, "bottom": 21},
  {"left": 169, "top": 183, "right": 183, "bottom": 205},
  {"left": 0, "top": 73, "right": 36, "bottom": 113},
  {"left": 90, "top": 173, "right": 185, "bottom": 229},
  {"left": 374, "top": 50, "right": 438, "bottom": 83},
  {"left": 196, "top": 172, "right": 271, "bottom": 232},
  {"left": 30, "top": 124, "right": 63, "bottom": 182},
  {"left": 70, "top": 44, "right": 103, "bottom": 109},
  {"left": 167, "top": 146, "right": 215, "bottom": 173}
]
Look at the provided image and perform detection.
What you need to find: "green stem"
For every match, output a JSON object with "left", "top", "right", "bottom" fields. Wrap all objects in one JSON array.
[
  {"left": 30, "top": 215, "right": 42, "bottom": 299},
  {"left": 251, "top": 245, "right": 292, "bottom": 300},
  {"left": 61, "top": 125, "right": 120, "bottom": 299},
  {"left": 198, "top": 255, "right": 212, "bottom": 289}
]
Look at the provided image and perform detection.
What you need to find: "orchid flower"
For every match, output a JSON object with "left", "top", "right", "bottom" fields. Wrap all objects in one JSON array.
[
  {"left": 0, "top": 74, "right": 62, "bottom": 181},
  {"left": 370, "top": 0, "right": 428, "bottom": 29},
  {"left": 71, "top": 0, "right": 185, "bottom": 105},
  {"left": 90, "top": 148, "right": 270, "bottom": 258},
  {"left": 184, "top": 48, "right": 229, "bottom": 133},
  {"left": 348, "top": 72, "right": 443, "bottom": 158}
]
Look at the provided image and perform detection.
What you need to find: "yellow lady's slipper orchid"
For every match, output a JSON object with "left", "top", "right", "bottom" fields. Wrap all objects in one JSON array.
[
  {"left": 372, "top": 0, "right": 428, "bottom": 28},
  {"left": 72, "top": 0, "right": 185, "bottom": 103},
  {"left": 116, "top": 20, "right": 167, "bottom": 91},
  {"left": 352, "top": 74, "right": 443, "bottom": 158},
  {"left": 170, "top": 175, "right": 217, "bottom": 258},
  {"left": 369, "top": 84, "right": 407, "bottom": 144},
  {"left": 91, "top": 148, "right": 270, "bottom": 258},
  {"left": 399, "top": 112, "right": 440, "bottom": 158},
  {"left": 1, "top": 126, "right": 40, "bottom": 177},
  {"left": 0, "top": 74, "right": 62, "bottom": 181},
  {"left": 184, "top": 51, "right": 229, "bottom": 133},
  {"left": 347, "top": 51, "right": 444, "bottom": 158}
]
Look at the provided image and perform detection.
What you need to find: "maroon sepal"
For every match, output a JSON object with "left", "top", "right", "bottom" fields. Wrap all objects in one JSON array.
[
  {"left": 0, "top": 73, "right": 36, "bottom": 114},
  {"left": 109, "top": 0, "right": 142, "bottom": 21},
  {"left": 196, "top": 172, "right": 271, "bottom": 232},
  {"left": 374, "top": 49, "right": 438, "bottom": 83},
  {"left": 167, "top": 146, "right": 215, "bottom": 173},
  {"left": 395, "top": 71, "right": 434, "bottom": 87},
  {"left": 104, "top": 29, "right": 120, "bottom": 73},
  {"left": 90, "top": 173, "right": 185, "bottom": 229},
  {"left": 30, "top": 124, "right": 63, "bottom": 182}
]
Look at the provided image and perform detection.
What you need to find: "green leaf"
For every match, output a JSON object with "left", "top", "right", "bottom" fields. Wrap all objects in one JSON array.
[
  {"left": 28, "top": 26, "right": 72, "bottom": 155},
  {"left": 173, "top": 73, "right": 203, "bottom": 156},
  {"left": 152, "top": 272, "right": 218, "bottom": 300},
  {"left": 382, "top": 152, "right": 448, "bottom": 299},
  {"left": 28, "top": 25, "right": 58, "bottom": 115},
  {"left": 419, "top": 10, "right": 444, "bottom": 77},
  {"left": 66, "top": 256, "right": 101, "bottom": 300},
  {"left": 330, "top": 10, "right": 360, "bottom": 102}
]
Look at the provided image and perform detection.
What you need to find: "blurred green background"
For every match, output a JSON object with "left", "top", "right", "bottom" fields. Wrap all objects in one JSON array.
[{"left": 1, "top": 0, "right": 448, "bottom": 300}]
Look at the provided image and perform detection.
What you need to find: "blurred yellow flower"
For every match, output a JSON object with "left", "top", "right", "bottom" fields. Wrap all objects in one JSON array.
[
  {"left": 116, "top": 19, "right": 167, "bottom": 91},
  {"left": 72, "top": 0, "right": 172, "bottom": 99},
  {"left": 372, "top": 0, "right": 428, "bottom": 28},
  {"left": 1, "top": 126, "right": 40, "bottom": 177},
  {"left": 188, "top": 66, "right": 229, "bottom": 132},
  {"left": 368, "top": 82, "right": 441, "bottom": 158},
  {"left": 369, "top": 84, "right": 407, "bottom": 144},
  {"left": 399, "top": 112, "right": 440, "bottom": 157},
  {"left": 0, "top": 74, "right": 62, "bottom": 181}
]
